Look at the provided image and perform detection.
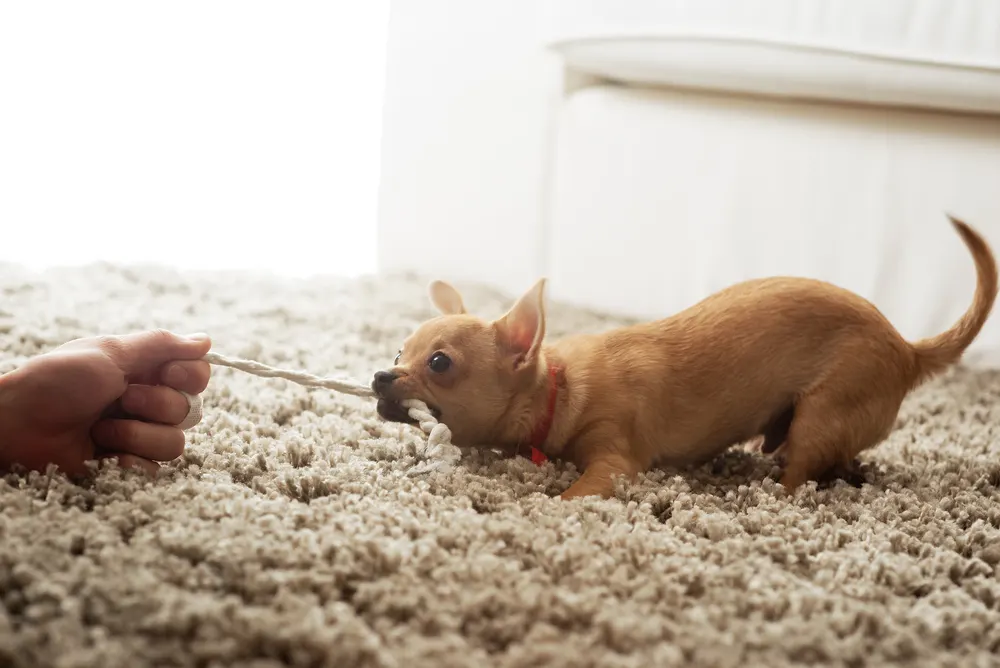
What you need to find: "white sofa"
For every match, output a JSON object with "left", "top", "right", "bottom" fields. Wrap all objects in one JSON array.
[
  {"left": 537, "top": 0, "right": 1000, "bottom": 366},
  {"left": 378, "top": 0, "right": 1000, "bottom": 365}
]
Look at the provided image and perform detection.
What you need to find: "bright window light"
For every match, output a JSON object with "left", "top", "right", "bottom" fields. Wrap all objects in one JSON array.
[{"left": 0, "top": 1, "right": 387, "bottom": 278}]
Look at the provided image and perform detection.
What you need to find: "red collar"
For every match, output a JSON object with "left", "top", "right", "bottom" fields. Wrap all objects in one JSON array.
[{"left": 523, "top": 363, "right": 560, "bottom": 465}]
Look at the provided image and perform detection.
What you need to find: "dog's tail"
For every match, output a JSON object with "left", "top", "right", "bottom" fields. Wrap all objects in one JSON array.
[{"left": 910, "top": 215, "right": 998, "bottom": 386}]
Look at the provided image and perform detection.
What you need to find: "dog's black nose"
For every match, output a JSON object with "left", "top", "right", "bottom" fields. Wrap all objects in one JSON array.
[{"left": 371, "top": 370, "right": 398, "bottom": 394}]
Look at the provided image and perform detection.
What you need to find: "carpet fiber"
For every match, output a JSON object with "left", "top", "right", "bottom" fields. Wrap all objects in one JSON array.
[{"left": 1, "top": 264, "right": 1000, "bottom": 668}]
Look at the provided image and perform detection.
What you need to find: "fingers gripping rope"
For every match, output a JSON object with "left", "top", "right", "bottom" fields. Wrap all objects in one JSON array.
[{"left": 201, "top": 352, "right": 462, "bottom": 474}]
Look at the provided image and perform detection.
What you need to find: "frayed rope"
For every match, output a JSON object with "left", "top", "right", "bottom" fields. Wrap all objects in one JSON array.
[{"left": 202, "top": 351, "right": 461, "bottom": 475}]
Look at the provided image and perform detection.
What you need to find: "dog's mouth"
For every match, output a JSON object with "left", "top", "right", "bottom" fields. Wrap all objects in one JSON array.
[{"left": 376, "top": 398, "right": 441, "bottom": 425}]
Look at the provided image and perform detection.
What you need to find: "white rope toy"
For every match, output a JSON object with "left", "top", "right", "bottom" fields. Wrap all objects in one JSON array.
[
  {"left": 194, "top": 351, "right": 461, "bottom": 475},
  {"left": 176, "top": 391, "right": 203, "bottom": 430}
]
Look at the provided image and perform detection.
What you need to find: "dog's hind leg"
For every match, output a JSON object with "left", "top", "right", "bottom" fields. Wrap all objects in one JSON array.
[
  {"left": 778, "top": 384, "right": 903, "bottom": 492},
  {"left": 761, "top": 404, "right": 795, "bottom": 454}
]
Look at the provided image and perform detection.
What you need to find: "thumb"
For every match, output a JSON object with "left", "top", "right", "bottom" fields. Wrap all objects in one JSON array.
[{"left": 100, "top": 330, "right": 212, "bottom": 375}]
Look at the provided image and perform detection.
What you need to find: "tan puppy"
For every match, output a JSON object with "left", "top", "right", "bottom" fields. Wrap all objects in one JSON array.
[{"left": 372, "top": 217, "right": 997, "bottom": 499}]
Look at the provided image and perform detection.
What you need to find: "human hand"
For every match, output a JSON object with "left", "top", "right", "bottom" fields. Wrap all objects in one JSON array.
[{"left": 0, "top": 330, "right": 212, "bottom": 477}]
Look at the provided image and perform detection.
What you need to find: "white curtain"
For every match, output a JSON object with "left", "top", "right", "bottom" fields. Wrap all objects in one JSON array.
[{"left": 0, "top": 1, "right": 387, "bottom": 277}]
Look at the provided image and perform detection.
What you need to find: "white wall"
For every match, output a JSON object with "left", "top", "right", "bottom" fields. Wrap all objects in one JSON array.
[
  {"left": 0, "top": 1, "right": 386, "bottom": 278},
  {"left": 376, "top": 0, "right": 560, "bottom": 297}
]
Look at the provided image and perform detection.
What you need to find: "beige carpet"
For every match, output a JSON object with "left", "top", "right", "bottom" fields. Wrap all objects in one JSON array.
[{"left": 1, "top": 264, "right": 1000, "bottom": 668}]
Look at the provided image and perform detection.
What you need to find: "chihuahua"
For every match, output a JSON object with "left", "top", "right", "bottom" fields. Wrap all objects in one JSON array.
[{"left": 372, "top": 216, "right": 997, "bottom": 499}]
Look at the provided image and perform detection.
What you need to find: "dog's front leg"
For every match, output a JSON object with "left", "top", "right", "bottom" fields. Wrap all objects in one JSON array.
[
  {"left": 559, "top": 463, "right": 622, "bottom": 499},
  {"left": 559, "top": 431, "right": 642, "bottom": 500}
]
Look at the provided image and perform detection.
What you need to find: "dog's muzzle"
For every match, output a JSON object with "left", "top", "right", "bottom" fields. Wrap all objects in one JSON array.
[
  {"left": 371, "top": 370, "right": 415, "bottom": 424},
  {"left": 376, "top": 398, "right": 418, "bottom": 425},
  {"left": 371, "top": 370, "right": 398, "bottom": 395}
]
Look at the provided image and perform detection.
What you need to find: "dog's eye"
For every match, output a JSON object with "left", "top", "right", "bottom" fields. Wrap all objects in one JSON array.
[
  {"left": 394, "top": 350, "right": 401, "bottom": 365},
  {"left": 427, "top": 351, "right": 451, "bottom": 373}
]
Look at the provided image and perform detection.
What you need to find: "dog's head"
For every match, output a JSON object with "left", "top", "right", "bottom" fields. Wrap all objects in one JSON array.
[{"left": 371, "top": 278, "right": 548, "bottom": 446}]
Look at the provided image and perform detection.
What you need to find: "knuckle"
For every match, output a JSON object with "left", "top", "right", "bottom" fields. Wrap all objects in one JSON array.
[
  {"left": 150, "top": 328, "right": 175, "bottom": 343},
  {"left": 95, "top": 419, "right": 125, "bottom": 446},
  {"left": 95, "top": 335, "right": 127, "bottom": 359},
  {"left": 145, "top": 387, "right": 187, "bottom": 423},
  {"left": 111, "top": 419, "right": 139, "bottom": 445}
]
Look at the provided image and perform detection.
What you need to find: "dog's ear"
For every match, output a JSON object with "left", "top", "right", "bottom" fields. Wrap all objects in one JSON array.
[
  {"left": 494, "top": 278, "right": 547, "bottom": 368},
  {"left": 428, "top": 280, "right": 467, "bottom": 315}
]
